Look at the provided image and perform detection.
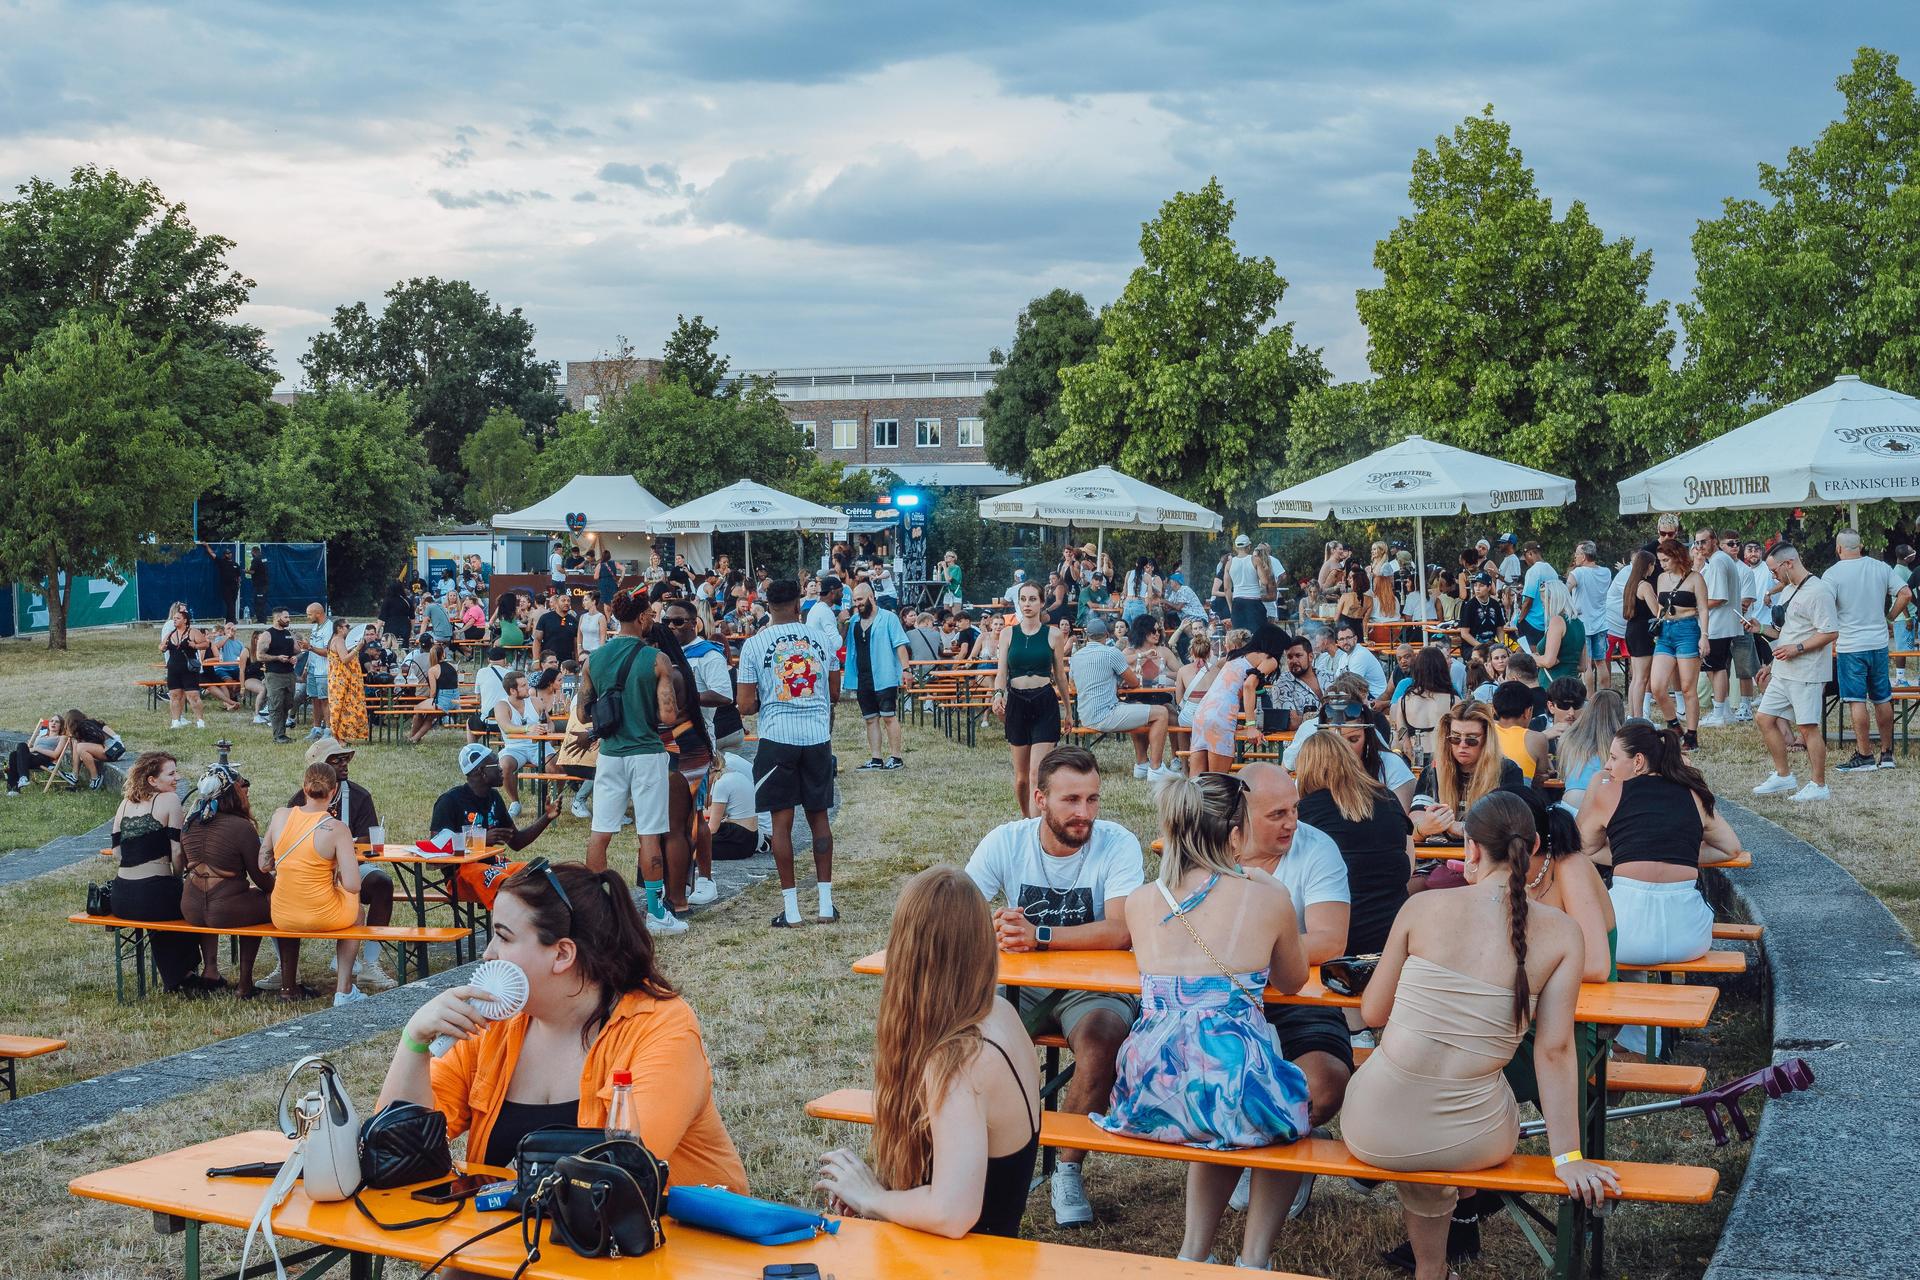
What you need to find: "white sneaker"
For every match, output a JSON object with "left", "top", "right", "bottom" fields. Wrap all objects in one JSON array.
[
  {"left": 569, "top": 793, "right": 592, "bottom": 819},
  {"left": 1147, "top": 765, "right": 1180, "bottom": 783},
  {"left": 1132, "top": 763, "right": 1150, "bottom": 780},
  {"left": 1735, "top": 706, "right": 1754, "bottom": 723},
  {"left": 255, "top": 964, "right": 283, "bottom": 990},
  {"left": 354, "top": 956, "right": 397, "bottom": 992},
  {"left": 646, "top": 910, "right": 690, "bottom": 935},
  {"left": 333, "top": 986, "right": 367, "bottom": 1006},
  {"left": 194, "top": 719, "right": 206, "bottom": 728},
  {"left": 1751, "top": 773, "right": 1798, "bottom": 797},
  {"left": 1350, "top": 1028, "right": 1377, "bottom": 1050},
  {"left": 1789, "top": 782, "right": 1831, "bottom": 803},
  {"left": 689, "top": 876, "right": 719, "bottom": 906},
  {"left": 1228, "top": 1167, "right": 1252, "bottom": 1212},
  {"left": 1699, "top": 708, "right": 1728, "bottom": 728},
  {"left": 1050, "top": 1162, "right": 1094, "bottom": 1227},
  {"left": 252, "top": 712, "right": 270, "bottom": 725},
  {"left": 170, "top": 718, "right": 188, "bottom": 729}
]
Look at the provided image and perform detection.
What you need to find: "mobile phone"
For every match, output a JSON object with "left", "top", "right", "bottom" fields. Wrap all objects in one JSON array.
[
  {"left": 762, "top": 1267, "right": 821, "bottom": 1279},
  {"left": 412, "top": 1173, "right": 496, "bottom": 1204}
]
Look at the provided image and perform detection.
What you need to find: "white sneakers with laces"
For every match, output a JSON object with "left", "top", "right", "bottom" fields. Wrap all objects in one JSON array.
[
  {"left": 1752, "top": 773, "right": 1798, "bottom": 797},
  {"left": 1051, "top": 1161, "right": 1093, "bottom": 1226},
  {"left": 1132, "top": 763, "right": 1150, "bottom": 780},
  {"left": 689, "top": 876, "right": 719, "bottom": 906},
  {"left": 1789, "top": 782, "right": 1830, "bottom": 803}
]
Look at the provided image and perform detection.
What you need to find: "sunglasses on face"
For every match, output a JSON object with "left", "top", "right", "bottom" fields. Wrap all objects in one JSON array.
[
  {"left": 1553, "top": 700, "right": 1583, "bottom": 711},
  {"left": 1447, "top": 733, "right": 1486, "bottom": 747}
]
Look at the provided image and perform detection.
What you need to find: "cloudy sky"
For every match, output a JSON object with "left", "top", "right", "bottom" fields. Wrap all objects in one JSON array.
[{"left": 4, "top": 2, "right": 1915, "bottom": 390}]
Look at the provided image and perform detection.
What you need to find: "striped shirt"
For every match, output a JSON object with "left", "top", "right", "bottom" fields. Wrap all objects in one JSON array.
[{"left": 737, "top": 623, "right": 833, "bottom": 746}]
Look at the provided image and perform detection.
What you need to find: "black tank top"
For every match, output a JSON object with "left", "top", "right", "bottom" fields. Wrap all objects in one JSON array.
[
  {"left": 116, "top": 812, "right": 179, "bottom": 870},
  {"left": 485, "top": 1098, "right": 580, "bottom": 1169},
  {"left": 1608, "top": 775, "right": 1705, "bottom": 869},
  {"left": 971, "top": 1039, "right": 1040, "bottom": 1237},
  {"left": 263, "top": 627, "right": 296, "bottom": 673}
]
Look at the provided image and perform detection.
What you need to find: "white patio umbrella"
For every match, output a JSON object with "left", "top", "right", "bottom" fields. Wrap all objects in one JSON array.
[
  {"left": 1257, "top": 435, "right": 1576, "bottom": 601},
  {"left": 977, "top": 465, "right": 1223, "bottom": 568},
  {"left": 1617, "top": 375, "right": 1920, "bottom": 526},
  {"left": 648, "top": 479, "right": 849, "bottom": 577}
]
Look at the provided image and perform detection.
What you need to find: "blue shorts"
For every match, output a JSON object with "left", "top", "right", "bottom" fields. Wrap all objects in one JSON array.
[
  {"left": 1585, "top": 631, "right": 1608, "bottom": 662},
  {"left": 435, "top": 689, "right": 459, "bottom": 711},
  {"left": 305, "top": 672, "right": 330, "bottom": 698},
  {"left": 1653, "top": 617, "right": 1701, "bottom": 658},
  {"left": 1836, "top": 649, "right": 1892, "bottom": 704}
]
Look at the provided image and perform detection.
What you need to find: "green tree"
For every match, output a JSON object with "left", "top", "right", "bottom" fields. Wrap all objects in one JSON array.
[
  {"left": 1351, "top": 108, "right": 1673, "bottom": 541},
  {"left": 0, "top": 316, "right": 203, "bottom": 648},
  {"left": 460, "top": 408, "right": 538, "bottom": 518},
  {"left": 661, "top": 313, "right": 729, "bottom": 398},
  {"left": 300, "top": 277, "right": 563, "bottom": 508},
  {"left": 243, "top": 389, "right": 433, "bottom": 609},
  {"left": 980, "top": 289, "right": 1101, "bottom": 480},
  {"left": 1048, "top": 178, "right": 1327, "bottom": 512}
]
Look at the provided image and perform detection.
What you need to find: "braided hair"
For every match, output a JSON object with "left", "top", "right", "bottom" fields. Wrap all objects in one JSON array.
[{"left": 1464, "top": 790, "right": 1541, "bottom": 1028}]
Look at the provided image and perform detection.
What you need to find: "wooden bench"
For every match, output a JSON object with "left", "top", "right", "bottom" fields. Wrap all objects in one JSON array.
[
  {"left": 1712, "top": 922, "right": 1763, "bottom": 942},
  {"left": 0, "top": 1034, "right": 66, "bottom": 1101},
  {"left": 68, "top": 914, "right": 467, "bottom": 1001}
]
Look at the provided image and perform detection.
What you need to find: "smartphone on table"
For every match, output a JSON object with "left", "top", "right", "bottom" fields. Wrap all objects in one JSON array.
[
  {"left": 762, "top": 1266, "right": 822, "bottom": 1279},
  {"left": 412, "top": 1173, "right": 497, "bottom": 1204}
]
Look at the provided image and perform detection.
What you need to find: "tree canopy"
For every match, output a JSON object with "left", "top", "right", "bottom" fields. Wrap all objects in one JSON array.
[
  {"left": 661, "top": 314, "right": 730, "bottom": 398},
  {"left": 1047, "top": 179, "right": 1327, "bottom": 512},
  {"left": 459, "top": 408, "right": 539, "bottom": 518},
  {"left": 0, "top": 315, "right": 205, "bottom": 647},
  {"left": 980, "top": 288, "right": 1101, "bottom": 480}
]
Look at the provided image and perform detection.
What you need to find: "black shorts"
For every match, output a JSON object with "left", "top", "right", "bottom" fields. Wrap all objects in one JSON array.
[
  {"left": 1701, "top": 635, "right": 1734, "bottom": 673},
  {"left": 1003, "top": 685, "right": 1061, "bottom": 747},
  {"left": 166, "top": 667, "right": 200, "bottom": 692},
  {"left": 712, "top": 822, "right": 759, "bottom": 859},
  {"left": 1264, "top": 1001, "right": 1355, "bottom": 1072},
  {"left": 468, "top": 715, "right": 497, "bottom": 735},
  {"left": 855, "top": 685, "right": 899, "bottom": 719},
  {"left": 753, "top": 739, "right": 834, "bottom": 814},
  {"left": 1625, "top": 615, "right": 1656, "bottom": 659}
]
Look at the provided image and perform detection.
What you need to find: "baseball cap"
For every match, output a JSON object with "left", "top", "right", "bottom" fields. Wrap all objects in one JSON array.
[
  {"left": 1084, "top": 616, "right": 1111, "bottom": 638},
  {"left": 1013, "top": 569, "right": 1026, "bottom": 580},
  {"left": 457, "top": 743, "right": 495, "bottom": 775},
  {"left": 1169, "top": 571, "right": 1185, "bottom": 584},
  {"left": 1234, "top": 533, "right": 1252, "bottom": 547},
  {"left": 1497, "top": 533, "right": 1516, "bottom": 545},
  {"left": 305, "top": 735, "right": 353, "bottom": 766}
]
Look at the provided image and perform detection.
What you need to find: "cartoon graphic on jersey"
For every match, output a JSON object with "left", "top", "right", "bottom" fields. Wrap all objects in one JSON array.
[{"left": 777, "top": 646, "right": 821, "bottom": 700}]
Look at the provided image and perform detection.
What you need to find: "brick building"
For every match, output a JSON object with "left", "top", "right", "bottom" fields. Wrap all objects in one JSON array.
[{"left": 563, "top": 357, "right": 664, "bottom": 413}]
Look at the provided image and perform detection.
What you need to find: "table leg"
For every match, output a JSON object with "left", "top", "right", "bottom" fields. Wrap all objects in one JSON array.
[
  {"left": 183, "top": 1218, "right": 200, "bottom": 1280},
  {"left": 1, "top": 1056, "right": 15, "bottom": 1101}
]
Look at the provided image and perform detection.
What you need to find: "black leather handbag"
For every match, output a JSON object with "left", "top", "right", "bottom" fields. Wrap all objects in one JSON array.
[
  {"left": 535, "top": 1139, "right": 669, "bottom": 1261},
  {"left": 352, "top": 1100, "right": 457, "bottom": 1230},
  {"left": 86, "top": 880, "right": 114, "bottom": 917},
  {"left": 510, "top": 1125, "right": 606, "bottom": 1209},
  {"left": 1319, "top": 953, "right": 1383, "bottom": 997}
]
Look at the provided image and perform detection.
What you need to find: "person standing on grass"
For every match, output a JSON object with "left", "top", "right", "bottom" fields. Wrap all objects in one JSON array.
[
  {"left": 1695, "top": 527, "right": 1748, "bottom": 728},
  {"left": 1745, "top": 543, "right": 1842, "bottom": 801},
  {"left": 256, "top": 608, "right": 299, "bottom": 743},
  {"left": 737, "top": 579, "right": 839, "bottom": 929},
  {"left": 843, "top": 581, "right": 914, "bottom": 772},
  {"left": 963, "top": 746, "right": 1142, "bottom": 1230},
  {"left": 991, "top": 580, "right": 1070, "bottom": 817},
  {"left": 808, "top": 574, "right": 848, "bottom": 717},
  {"left": 1824, "top": 530, "right": 1912, "bottom": 774},
  {"left": 302, "top": 602, "right": 334, "bottom": 740},
  {"left": 574, "top": 590, "right": 685, "bottom": 935},
  {"left": 160, "top": 602, "right": 210, "bottom": 729}
]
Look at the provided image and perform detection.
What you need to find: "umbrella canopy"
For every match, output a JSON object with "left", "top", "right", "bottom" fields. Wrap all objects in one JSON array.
[
  {"left": 1617, "top": 375, "right": 1920, "bottom": 515},
  {"left": 648, "top": 479, "right": 849, "bottom": 534},
  {"left": 977, "top": 466, "right": 1223, "bottom": 532},
  {"left": 492, "top": 474, "right": 667, "bottom": 533},
  {"left": 1257, "top": 436, "right": 1576, "bottom": 521}
]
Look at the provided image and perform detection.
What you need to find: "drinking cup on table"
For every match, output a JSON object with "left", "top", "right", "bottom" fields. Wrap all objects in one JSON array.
[{"left": 368, "top": 826, "right": 386, "bottom": 853}]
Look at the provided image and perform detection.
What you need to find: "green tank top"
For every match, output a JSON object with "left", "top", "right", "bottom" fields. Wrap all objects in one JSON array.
[
  {"left": 1006, "top": 622, "right": 1054, "bottom": 679},
  {"left": 1547, "top": 618, "right": 1585, "bottom": 684},
  {"left": 499, "top": 619, "right": 525, "bottom": 648}
]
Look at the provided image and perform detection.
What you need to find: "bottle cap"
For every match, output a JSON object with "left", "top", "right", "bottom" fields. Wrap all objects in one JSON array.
[{"left": 612, "top": 1070, "right": 633, "bottom": 1087}]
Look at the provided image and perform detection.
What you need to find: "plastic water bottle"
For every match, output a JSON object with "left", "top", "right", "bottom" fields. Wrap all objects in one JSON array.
[{"left": 605, "top": 1070, "right": 635, "bottom": 1142}]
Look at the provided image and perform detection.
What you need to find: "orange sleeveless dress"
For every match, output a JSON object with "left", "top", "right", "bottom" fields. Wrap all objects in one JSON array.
[{"left": 269, "top": 807, "right": 357, "bottom": 932}]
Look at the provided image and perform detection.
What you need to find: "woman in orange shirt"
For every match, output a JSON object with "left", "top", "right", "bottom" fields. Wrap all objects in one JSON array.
[{"left": 376, "top": 861, "right": 748, "bottom": 1191}]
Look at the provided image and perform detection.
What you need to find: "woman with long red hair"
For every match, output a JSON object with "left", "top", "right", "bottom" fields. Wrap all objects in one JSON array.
[{"left": 815, "top": 866, "right": 1040, "bottom": 1238}]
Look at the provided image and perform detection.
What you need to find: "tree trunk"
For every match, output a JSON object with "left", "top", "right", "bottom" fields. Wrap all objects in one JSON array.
[{"left": 46, "top": 564, "right": 69, "bottom": 651}]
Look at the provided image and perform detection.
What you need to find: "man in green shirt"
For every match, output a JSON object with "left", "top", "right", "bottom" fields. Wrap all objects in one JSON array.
[
  {"left": 574, "top": 590, "right": 685, "bottom": 933},
  {"left": 1076, "top": 572, "right": 1112, "bottom": 627}
]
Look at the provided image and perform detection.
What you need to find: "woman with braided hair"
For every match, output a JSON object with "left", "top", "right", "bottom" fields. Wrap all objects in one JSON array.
[{"left": 1342, "top": 792, "right": 1617, "bottom": 1280}]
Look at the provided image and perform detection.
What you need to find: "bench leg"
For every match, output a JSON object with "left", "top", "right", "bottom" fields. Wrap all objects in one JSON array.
[{"left": 1, "top": 1056, "right": 15, "bottom": 1101}]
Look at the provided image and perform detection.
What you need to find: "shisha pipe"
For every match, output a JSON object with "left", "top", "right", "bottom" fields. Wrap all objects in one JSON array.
[{"left": 1519, "top": 1059, "right": 1815, "bottom": 1145}]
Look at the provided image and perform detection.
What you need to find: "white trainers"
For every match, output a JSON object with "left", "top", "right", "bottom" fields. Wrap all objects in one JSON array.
[
  {"left": 194, "top": 719, "right": 206, "bottom": 729},
  {"left": 1050, "top": 1161, "right": 1094, "bottom": 1227},
  {"left": 170, "top": 717, "right": 188, "bottom": 729},
  {"left": 1147, "top": 765, "right": 1180, "bottom": 783},
  {"left": 569, "top": 792, "right": 592, "bottom": 819},
  {"left": 1229, "top": 1167, "right": 1252, "bottom": 1212},
  {"left": 1752, "top": 773, "right": 1798, "bottom": 797},
  {"left": 1734, "top": 704, "right": 1754, "bottom": 723},
  {"left": 1699, "top": 708, "right": 1729, "bottom": 728},
  {"left": 252, "top": 712, "right": 270, "bottom": 725},
  {"left": 1789, "top": 782, "right": 1831, "bottom": 803},
  {"left": 333, "top": 987, "right": 367, "bottom": 1006},
  {"left": 1132, "top": 763, "right": 1150, "bottom": 780},
  {"left": 255, "top": 964, "right": 283, "bottom": 990},
  {"left": 646, "top": 910, "right": 690, "bottom": 936},
  {"left": 689, "top": 876, "right": 719, "bottom": 906},
  {"left": 354, "top": 956, "right": 397, "bottom": 992}
]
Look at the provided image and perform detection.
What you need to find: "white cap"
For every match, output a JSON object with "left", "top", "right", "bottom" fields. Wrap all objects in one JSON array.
[
  {"left": 458, "top": 743, "right": 494, "bottom": 775},
  {"left": 1234, "top": 533, "right": 1252, "bottom": 547}
]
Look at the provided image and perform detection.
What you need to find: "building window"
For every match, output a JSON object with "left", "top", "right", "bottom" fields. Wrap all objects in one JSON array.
[
  {"left": 915, "top": 417, "right": 941, "bottom": 447},
  {"left": 956, "top": 416, "right": 984, "bottom": 447},
  {"left": 873, "top": 418, "right": 899, "bottom": 448},
  {"left": 832, "top": 419, "right": 859, "bottom": 450},
  {"left": 793, "top": 419, "right": 817, "bottom": 448}
]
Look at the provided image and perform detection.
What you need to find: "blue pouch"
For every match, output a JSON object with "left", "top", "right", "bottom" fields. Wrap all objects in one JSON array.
[{"left": 663, "top": 1185, "right": 839, "bottom": 1245}]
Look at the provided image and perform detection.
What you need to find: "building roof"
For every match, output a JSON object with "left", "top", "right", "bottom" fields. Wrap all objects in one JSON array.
[
  {"left": 847, "top": 462, "right": 1022, "bottom": 490},
  {"left": 723, "top": 361, "right": 1000, "bottom": 403}
]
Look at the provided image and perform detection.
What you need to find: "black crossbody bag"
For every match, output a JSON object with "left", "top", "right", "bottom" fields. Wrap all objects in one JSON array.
[{"left": 589, "top": 643, "right": 647, "bottom": 741}]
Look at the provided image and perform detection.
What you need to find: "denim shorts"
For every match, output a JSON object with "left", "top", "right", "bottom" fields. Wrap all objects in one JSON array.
[
  {"left": 1652, "top": 616, "right": 1701, "bottom": 658},
  {"left": 1836, "top": 648, "right": 1892, "bottom": 703},
  {"left": 1584, "top": 631, "right": 1608, "bottom": 661},
  {"left": 305, "top": 672, "right": 330, "bottom": 698}
]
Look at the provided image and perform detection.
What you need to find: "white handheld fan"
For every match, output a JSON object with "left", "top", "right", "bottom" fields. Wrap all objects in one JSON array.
[{"left": 431, "top": 959, "right": 530, "bottom": 1056}]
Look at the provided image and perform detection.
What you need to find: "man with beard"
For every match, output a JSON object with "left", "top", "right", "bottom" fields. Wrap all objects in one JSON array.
[
  {"left": 963, "top": 746, "right": 1143, "bottom": 1229},
  {"left": 1282, "top": 633, "right": 1327, "bottom": 710},
  {"left": 842, "top": 582, "right": 914, "bottom": 771}
]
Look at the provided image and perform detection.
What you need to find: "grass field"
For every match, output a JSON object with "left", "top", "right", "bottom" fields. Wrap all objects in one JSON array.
[{"left": 0, "top": 630, "right": 1786, "bottom": 1277}]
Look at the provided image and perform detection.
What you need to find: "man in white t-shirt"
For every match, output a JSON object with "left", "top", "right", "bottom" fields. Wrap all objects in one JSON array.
[
  {"left": 1751, "top": 544, "right": 1841, "bottom": 802},
  {"left": 1696, "top": 528, "right": 1749, "bottom": 727},
  {"left": 1566, "top": 542, "right": 1613, "bottom": 693},
  {"left": 806, "top": 575, "right": 846, "bottom": 711},
  {"left": 1328, "top": 627, "right": 1389, "bottom": 701},
  {"left": 964, "top": 745, "right": 1142, "bottom": 1228},
  {"left": 547, "top": 541, "right": 566, "bottom": 590},
  {"left": 1824, "top": 530, "right": 1913, "bottom": 772}
]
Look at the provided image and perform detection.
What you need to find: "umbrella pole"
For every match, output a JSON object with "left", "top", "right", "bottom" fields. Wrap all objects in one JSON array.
[
  {"left": 1097, "top": 528, "right": 1104, "bottom": 576},
  {"left": 744, "top": 530, "right": 752, "bottom": 580},
  {"left": 1849, "top": 502, "right": 1860, "bottom": 530},
  {"left": 1415, "top": 516, "right": 1426, "bottom": 630}
]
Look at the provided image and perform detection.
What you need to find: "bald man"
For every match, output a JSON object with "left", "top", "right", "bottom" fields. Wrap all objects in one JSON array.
[{"left": 1230, "top": 762, "right": 1355, "bottom": 1217}]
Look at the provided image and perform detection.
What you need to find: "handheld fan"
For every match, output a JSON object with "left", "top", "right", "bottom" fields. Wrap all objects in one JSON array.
[{"left": 431, "top": 959, "right": 529, "bottom": 1056}]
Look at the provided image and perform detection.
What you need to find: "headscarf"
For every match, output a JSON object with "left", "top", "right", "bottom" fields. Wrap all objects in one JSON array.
[{"left": 187, "top": 761, "right": 246, "bottom": 827}]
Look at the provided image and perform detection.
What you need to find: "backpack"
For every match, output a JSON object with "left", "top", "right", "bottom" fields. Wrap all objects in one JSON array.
[{"left": 589, "top": 642, "right": 648, "bottom": 742}]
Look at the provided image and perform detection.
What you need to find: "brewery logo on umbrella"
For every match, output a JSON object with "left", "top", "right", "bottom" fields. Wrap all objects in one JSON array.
[
  {"left": 727, "top": 499, "right": 776, "bottom": 515},
  {"left": 1834, "top": 424, "right": 1920, "bottom": 457},
  {"left": 1364, "top": 469, "right": 1435, "bottom": 494},
  {"left": 1062, "top": 485, "right": 1119, "bottom": 501}
]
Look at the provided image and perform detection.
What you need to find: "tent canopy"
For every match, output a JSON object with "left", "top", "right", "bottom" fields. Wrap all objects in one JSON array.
[
  {"left": 978, "top": 466, "right": 1223, "bottom": 532},
  {"left": 1616, "top": 375, "right": 1920, "bottom": 515},
  {"left": 493, "top": 475, "right": 668, "bottom": 534},
  {"left": 648, "top": 479, "right": 849, "bottom": 534},
  {"left": 1258, "top": 435, "right": 1575, "bottom": 521}
]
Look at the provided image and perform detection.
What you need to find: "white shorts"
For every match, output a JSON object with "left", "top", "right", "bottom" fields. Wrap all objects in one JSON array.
[
  {"left": 1609, "top": 875, "right": 1713, "bottom": 967},
  {"left": 1756, "top": 675, "right": 1823, "bottom": 726},
  {"left": 591, "top": 752, "right": 670, "bottom": 836},
  {"left": 500, "top": 740, "right": 543, "bottom": 769},
  {"left": 1084, "top": 702, "right": 1153, "bottom": 733}
]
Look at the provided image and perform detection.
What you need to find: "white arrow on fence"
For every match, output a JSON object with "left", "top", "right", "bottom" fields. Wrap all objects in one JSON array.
[{"left": 88, "top": 577, "right": 128, "bottom": 609}]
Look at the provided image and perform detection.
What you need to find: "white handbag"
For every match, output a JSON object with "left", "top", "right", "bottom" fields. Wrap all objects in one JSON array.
[{"left": 240, "top": 1056, "right": 363, "bottom": 1280}]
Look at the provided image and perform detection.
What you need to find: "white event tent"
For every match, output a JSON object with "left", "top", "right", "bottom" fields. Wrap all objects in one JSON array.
[
  {"left": 1258, "top": 435, "right": 1576, "bottom": 596},
  {"left": 492, "top": 474, "right": 673, "bottom": 564},
  {"left": 648, "top": 479, "right": 849, "bottom": 577},
  {"left": 1617, "top": 375, "right": 1920, "bottom": 526},
  {"left": 977, "top": 465, "right": 1223, "bottom": 567}
]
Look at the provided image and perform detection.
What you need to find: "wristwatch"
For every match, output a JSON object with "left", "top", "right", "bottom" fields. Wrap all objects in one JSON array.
[{"left": 1035, "top": 925, "right": 1053, "bottom": 952}]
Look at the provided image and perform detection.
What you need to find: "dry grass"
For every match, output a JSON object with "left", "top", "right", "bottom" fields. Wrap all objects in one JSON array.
[{"left": 1, "top": 631, "right": 1767, "bottom": 1277}]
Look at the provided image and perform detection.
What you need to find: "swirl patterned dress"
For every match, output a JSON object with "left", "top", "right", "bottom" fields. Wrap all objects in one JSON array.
[
  {"left": 1189, "top": 656, "right": 1253, "bottom": 757},
  {"left": 1094, "top": 967, "right": 1312, "bottom": 1150}
]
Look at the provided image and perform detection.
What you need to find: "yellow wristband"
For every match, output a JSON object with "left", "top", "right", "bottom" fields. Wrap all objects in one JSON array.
[{"left": 1552, "top": 1150, "right": 1583, "bottom": 1168}]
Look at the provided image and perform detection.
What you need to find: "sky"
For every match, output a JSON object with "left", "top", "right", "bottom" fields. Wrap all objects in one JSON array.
[{"left": 4, "top": 2, "right": 1917, "bottom": 392}]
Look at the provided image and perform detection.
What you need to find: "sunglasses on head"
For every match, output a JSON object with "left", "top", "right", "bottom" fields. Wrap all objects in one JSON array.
[
  {"left": 1324, "top": 700, "right": 1368, "bottom": 723},
  {"left": 519, "top": 856, "right": 574, "bottom": 930}
]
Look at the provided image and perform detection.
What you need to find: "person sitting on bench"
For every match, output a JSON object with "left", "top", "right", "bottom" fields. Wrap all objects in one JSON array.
[
  {"left": 109, "top": 751, "right": 201, "bottom": 995},
  {"left": 431, "top": 744, "right": 559, "bottom": 908},
  {"left": 180, "top": 762, "right": 305, "bottom": 1001},
  {"left": 815, "top": 865, "right": 1040, "bottom": 1238},
  {"left": 263, "top": 762, "right": 395, "bottom": 1006},
  {"left": 376, "top": 861, "right": 749, "bottom": 1192}
]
